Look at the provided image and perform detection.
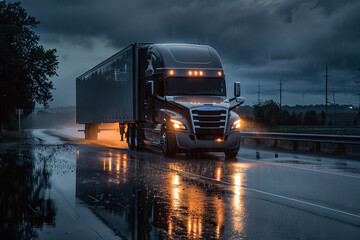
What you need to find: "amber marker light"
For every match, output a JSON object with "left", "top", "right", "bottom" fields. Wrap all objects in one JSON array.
[
  {"left": 218, "top": 71, "right": 222, "bottom": 76},
  {"left": 188, "top": 71, "right": 192, "bottom": 76},
  {"left": 215, "top": 138, "right": 223, "bottom": 142},
  {"left": 194, "top": 71, "right": 198, "bottom": 76},
  {"left": 199, "top": 71, "right": 203, "bottom": 76},
  {"left": 169, "top": 70, "right": 174, "bottom": 75}
]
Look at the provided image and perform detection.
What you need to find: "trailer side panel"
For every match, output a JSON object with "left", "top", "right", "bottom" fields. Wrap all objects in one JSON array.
[{"left": 76, "top": 46, "right": 134, "bottom": 124}]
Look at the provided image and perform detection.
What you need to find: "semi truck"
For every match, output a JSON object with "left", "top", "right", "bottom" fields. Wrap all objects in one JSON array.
[{"left": 76, "top": 43, "right": 244, "bottom": 157}]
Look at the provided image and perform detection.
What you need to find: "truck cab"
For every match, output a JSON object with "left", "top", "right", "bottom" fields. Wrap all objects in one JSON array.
[{"left": 131, "top": 43, "right": 244, "bottom": 158}]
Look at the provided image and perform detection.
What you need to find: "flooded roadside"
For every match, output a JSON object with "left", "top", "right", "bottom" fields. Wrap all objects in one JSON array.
[
  {"left": 0, "top": 134, "right": 119, "bottom": 240},
  {"left": 0, "top": 137, "right": 55, "bottom": 239}
]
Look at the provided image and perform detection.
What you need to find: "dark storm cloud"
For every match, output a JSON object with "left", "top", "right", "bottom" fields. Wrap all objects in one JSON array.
[
  {"left": 24, "top": 0, "right": 360, "bottom": 64},
  {"left": 17, "top": 0, "right": 360, "bottom": 105}
]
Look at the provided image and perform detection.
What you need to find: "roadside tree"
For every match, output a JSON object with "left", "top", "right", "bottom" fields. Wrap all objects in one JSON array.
[{"left": 0, "top": 1, "right": 58, "bottom": 132}]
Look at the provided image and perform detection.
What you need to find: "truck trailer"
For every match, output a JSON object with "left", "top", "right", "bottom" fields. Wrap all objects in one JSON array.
[{"left": 76, "top": 43, "right": 244, "bottom": 157}]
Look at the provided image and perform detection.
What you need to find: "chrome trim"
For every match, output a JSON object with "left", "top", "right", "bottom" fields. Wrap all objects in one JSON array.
[{"left": 190, "top": 107, "right": 229, "bottom": 140}]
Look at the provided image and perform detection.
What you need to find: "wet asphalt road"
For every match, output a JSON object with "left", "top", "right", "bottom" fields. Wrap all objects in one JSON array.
[{"left": 1, "top": 129, "right": 360, "bottom": 239}]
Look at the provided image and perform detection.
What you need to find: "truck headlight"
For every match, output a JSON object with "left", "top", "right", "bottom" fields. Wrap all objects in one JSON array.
[
  {"left": 170, "top": 119, "right": 186, "bottom": 130},
  {"left": 231, "top": 119, "right": 241, "bottom": 130}
]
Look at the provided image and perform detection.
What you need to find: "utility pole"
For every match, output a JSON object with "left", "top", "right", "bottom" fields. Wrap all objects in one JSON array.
[
  {"left": 279, "top": 80, "right": 282, "bottom": 110},
  {"left": 354, "top": 67, "right": 360, "bottom": 113},
  {"left": 332, "top": 91, "right": 336, "bottom": 124},
  {"left": 257, "top": 84, "right": 260, "bottom": 104},
  {"left": 302, "top": 93, "right": 305, "bottom": 105},
  {"left": 353, "top": 67, "right": 360, "bottom": 83},
  {"left": 325, "top": 67, "right": 328, "bottom": 116}
]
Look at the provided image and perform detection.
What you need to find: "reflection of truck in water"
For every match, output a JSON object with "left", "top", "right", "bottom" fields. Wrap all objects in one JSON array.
[{"left": 76, "top": 43, "right": 244, "bottom": 157}]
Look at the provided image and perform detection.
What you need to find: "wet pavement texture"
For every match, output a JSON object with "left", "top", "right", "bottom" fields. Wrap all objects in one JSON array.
[{"left": 1, "top": 129, "right": 360, "bottom": 239}]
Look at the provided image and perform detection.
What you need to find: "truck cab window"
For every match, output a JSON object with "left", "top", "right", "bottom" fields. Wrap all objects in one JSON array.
[{"left": 166, "top": 77, "right": 226, "bottom": 96}]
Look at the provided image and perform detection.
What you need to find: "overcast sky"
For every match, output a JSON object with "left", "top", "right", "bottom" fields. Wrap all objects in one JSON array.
[{"left": 14, "top": 0, "right": 360, "bottom": 106}]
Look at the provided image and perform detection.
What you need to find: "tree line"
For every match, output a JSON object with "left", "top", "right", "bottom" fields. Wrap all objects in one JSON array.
[{"left": 253, "top": 100, "right": 328, "bottom": 128}]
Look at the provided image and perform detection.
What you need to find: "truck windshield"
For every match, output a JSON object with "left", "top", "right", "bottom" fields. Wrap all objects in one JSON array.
[{"left": 166, "top": 78, "right": 226, "bottom": 96}]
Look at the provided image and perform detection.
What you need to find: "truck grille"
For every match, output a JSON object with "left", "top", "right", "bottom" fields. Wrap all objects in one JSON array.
[{"left": 191, "top": 107, "right": 228, "bottom": 140}]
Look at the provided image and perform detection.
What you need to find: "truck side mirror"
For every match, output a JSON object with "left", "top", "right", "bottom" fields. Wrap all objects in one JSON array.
[
  {"left": 234, "top": 82, "right": 241, "bottom": 97},
  {"left": 147, "top": 81, "right": 154, "bottom": 96},
  {"left": 236, "top": 96, "right": 244, "bottom": 104}
]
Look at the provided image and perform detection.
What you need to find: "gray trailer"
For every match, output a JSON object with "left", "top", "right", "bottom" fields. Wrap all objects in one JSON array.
[
  {"left": 76, "top": 43, "right": 244, "bottom": 158},
  {"left": 76, "top": 45, "right": 134, "bottom": 123},
  {"left": 76, "top": 44, "right": 144, "bottom": 139}
]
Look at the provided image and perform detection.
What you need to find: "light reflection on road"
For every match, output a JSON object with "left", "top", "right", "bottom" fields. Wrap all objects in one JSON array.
[
  {"left": 215, "top": 167, "right": 222, "bottom": 181},
  {"left": 74, "top": 148, "right": 300, "bottom": 239}
]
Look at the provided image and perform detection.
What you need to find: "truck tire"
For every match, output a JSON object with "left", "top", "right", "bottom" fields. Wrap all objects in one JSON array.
[
  {"left": 160, "top": 129, "right": 176, "bottom": 156},
  {"left": 134, "top": 124, "right": 139, "bottom": 150},
  {"left": 85, "top": 124, "right": 98, "bottom": 140},
  {"left": 225, "top": 148, "right": 239, "bottom": 159},
  {"left": 127, "top": 124, "right": 135, "bottom": 150}
]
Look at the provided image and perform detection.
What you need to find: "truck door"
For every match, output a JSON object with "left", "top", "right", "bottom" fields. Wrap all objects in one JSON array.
[
  {"left": 143, "top": 76, "right": 164, "bottom": 142},
  {"left": 152, "top": 77, "right": 165, "bottom": 142},
  {"left": 143, "top": 77, "right": 155, "bottom": 141},
  {"left": 144, "top": 77, "right": 154, "bottom": 123}
]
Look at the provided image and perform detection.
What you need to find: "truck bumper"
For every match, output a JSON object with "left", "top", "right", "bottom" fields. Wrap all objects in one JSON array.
[{"left": 171, "top": 131, "right": 241, "bottom": 152}]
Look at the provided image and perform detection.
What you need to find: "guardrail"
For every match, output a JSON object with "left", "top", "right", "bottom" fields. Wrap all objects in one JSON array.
[{"left": 240, "top": 132, "right": 360, "bottom": 153}]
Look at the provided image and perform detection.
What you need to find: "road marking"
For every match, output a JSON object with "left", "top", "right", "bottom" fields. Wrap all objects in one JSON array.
[
  {"left": 170, "top": 167, "right": 360, "bottom": 220},
  {"left": 241, "top": 158, "right": 360, "bottom": 179}
]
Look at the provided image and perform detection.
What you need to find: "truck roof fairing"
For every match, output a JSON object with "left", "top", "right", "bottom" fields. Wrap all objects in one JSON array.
[{"left": 146, "top": 44, "right": 223, "bottom": 74}]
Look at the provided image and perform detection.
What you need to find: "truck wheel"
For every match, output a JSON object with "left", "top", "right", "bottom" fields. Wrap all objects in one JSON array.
[
  {"left": 127, "top": 124, "right": 135, "bottom": 150},
  {"left": 85, "top": 124, "right": 89, "bottom": 140},
  {"left": 225, "top": 149, "right": 239, "bottom": 159},
  {"left": 160, "top": 130, "right": 176, "bottom": 156}
]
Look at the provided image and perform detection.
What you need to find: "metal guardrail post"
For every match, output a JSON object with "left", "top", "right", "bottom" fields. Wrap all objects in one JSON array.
[
  {"left": 293, "top": 141, "right": 298, "bottom": 151},
  {"left": 316, "top": 142, "right": 321, "bottom": 153},
  {"left": 336, "top": 143, "right": 346, "bottom": 155},
  {"left": 273, "top": 139, "right": 278, "bottom": 148}
]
